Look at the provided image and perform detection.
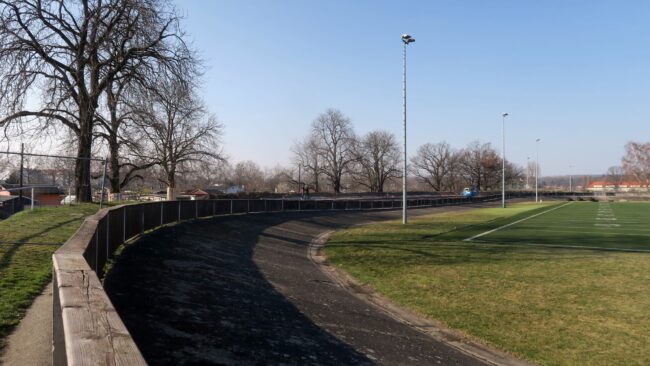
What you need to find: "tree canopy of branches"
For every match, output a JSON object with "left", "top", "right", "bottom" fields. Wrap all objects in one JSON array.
[
  {"left": 310, "top": 108, "right": 356, "bottom": 194},
  {"left": 292, "top": 136, "right": 322, "bottom": 192},
  {"left": 410, "top": 142, "right": 455, "bottom": 191},
  {"left": 353, "top": 130, "right": 400, "bottom": 192},
  {"left": 0, "top": 0, "right": 192, "bottom": 201},
  {"left": 133, "top": 77, "right": 223, "bottom": 200},
  {"left": 622, "top": 141, "right": 650, "bottom": 185}
]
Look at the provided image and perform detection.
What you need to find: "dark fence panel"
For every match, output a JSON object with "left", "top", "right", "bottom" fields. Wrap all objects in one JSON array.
[
  {"left": 0, "top": 197, "right": 24, "bottom": 219},
  {"left": 266, "top": 200, "right": 283, "bottom": 212},
  {"left": 162, "top": 201, "right": 178, "bottom": 224},
  {"left": 215, "top": 200, "right": 231, "bottom": 215},
  {"left": 82, "top": 228, "right": 97, "bottom": 273},
  {"left": 142, "top": 202, "right": 162, "bottom": 232},
  {"left": 107, "top": 208, "right": 124, "bottom": 258},
  {"left": 124, "top": 205, "right": 144, "bottom": 240},
  {"left": 232, "top": 200, "right": 249, "bottom": 214},
  {"left": 179, "top": 200, "right": 196, "bottom": 220},
  {"left": 96, "top": 216, "right": 111, "bottom": 277},
  {"left": 197, "top": 200, "right": 213, "bottom": 218},
  {"left": 249, "top": 200, "right": 267, "bottom": 213}
]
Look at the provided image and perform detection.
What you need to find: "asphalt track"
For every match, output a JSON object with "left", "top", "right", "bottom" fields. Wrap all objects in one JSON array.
[{"left": 104, "top": 205, "right": 497, "bottom": 365}]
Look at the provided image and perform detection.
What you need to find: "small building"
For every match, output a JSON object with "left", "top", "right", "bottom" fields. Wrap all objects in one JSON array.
[
  {"left": 0, "top": 184, "right": 63, "bottom": 206},
  {"left": 586, "top": 181, "right": 649, "bottom": 192}
]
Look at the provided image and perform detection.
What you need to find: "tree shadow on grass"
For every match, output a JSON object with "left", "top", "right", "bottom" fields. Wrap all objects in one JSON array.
[{"left": 0, "top": 217, "right": 79, "bottom": 272}]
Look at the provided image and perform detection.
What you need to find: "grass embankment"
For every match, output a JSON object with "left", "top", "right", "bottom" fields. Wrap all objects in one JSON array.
[
  {"left": 0, "top": 204, "right": 98, "bottom": 348},
  {"left": 324, "top": 202, "right": 650, "bottom": 366}
]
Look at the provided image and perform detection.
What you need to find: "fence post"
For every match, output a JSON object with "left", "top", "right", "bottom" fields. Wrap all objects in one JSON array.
[
  {"left": 298, "top": 200, "right": 301, "bottom": 211},
  {"left": 141, "top": 205, "right": 145, "bottom": 234},
  {"left": 247, "top": 200, "right": 250, "bottom": 213},
  {"left": 331, "top": 200, "right": 334, "bottom": 210},
  {"left": 230, "top": 200, "right": 233, "bottom": 215},
  {"left": 265, "top": 199, "right": 268, "bottom": 212},
  {"left": 281, "top": 199, "right": 284, "bottom": 212},
  {"left": 160, "top": 201, "right": 164, "bottom": 226},
  {"left": 31, "top": 187, "right": 34, "bottom": 210},
  {"left": 195, "top": 200, "right": 198, "bottom": 219},
  {"left": 213, "top": 200, "right": 216, "bottom": 216}
]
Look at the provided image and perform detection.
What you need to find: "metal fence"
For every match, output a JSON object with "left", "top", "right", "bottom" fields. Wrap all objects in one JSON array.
[
  {"left": 52, "top": 195, "right": 499, "bottom": 366},
  {"left": 0, "top": 196, "right": 25, "bottom": 219}
]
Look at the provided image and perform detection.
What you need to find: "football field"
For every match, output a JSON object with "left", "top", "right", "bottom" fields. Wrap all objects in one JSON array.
[
  {"left": 325, "top": 200, "right": 650, "bottom": 365},
  {"left": 465, "top": 201, "right": 650, "bottom": 251}
]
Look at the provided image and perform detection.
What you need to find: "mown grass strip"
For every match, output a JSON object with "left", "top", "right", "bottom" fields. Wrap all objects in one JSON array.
[
  {"left": 0, "top": 204, "right": 99, "bottom": 349},
  {"left": 325, "top": 202, "right": 650, "bottom": 366}
]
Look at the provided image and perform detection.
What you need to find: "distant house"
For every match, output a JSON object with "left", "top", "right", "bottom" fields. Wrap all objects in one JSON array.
[
  {"left": 0, "top": 184, "right": 63, "bottom": 206},
  {"left": 203, "top": 184, "right": 245, "bottom": 196},
  {"left": 586, "top": 181, "right": 649, "bottom": 192},
  {"left": 180, "top": 188, "right": 210, "bottom": 200}
]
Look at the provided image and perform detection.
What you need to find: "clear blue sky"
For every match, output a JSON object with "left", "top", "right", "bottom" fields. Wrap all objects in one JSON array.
[{"left": 178, "top": 0, "right": 649, "bottom": 176}]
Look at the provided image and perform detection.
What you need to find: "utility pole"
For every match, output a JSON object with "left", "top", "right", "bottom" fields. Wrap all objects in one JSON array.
[
  {"left": 19, "top": 143, "right": 24, "bottom": 205},
  {"left": 501, "top": 113, "right": 508, "bottom": 208}
]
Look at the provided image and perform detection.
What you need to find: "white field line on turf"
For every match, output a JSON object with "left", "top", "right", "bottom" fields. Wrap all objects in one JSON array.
[
  {"left": 476, "top": 241, "right": 650, "bottom": 253},
  {"left": 463, "top": 202, "right": 574, "bottom": 242}
]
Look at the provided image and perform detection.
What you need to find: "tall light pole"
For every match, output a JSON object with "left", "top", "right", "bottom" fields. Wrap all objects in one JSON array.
[
  {"left": 535, "top": 138, "right": 541, "bottom": 203},
  {"left": 401, "top": 33, "right": 415, "bottom": 224},
  {"left": 501, "top": 113, "right": 508, "bottom": 208},
  {"left": 526, "top": 156, "right": 530, "bottom": 189},
  {"left": 569, "top": 165, "right": 572, "bottom": 192}
]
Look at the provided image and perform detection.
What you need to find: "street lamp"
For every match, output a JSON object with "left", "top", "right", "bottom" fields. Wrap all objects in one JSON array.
[
  {"left": 401, "top": 33, "right": 415, "bottom": 224},
  {"left": 535, "top": 138, "right": 541, "bottom": 203},
  {"left": 501, "top": 113, "right": 508, "bottom": 208}
]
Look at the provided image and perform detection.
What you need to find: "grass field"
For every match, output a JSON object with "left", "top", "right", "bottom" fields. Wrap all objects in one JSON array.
[
  {"left": 0, "top": 204, "right": 98, "bottom": 349},
  {"left": 324, "top": 201, "right": 650, "bottom": 366}
]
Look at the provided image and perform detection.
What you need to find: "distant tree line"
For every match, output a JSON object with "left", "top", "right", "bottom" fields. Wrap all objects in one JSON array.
[{"left": 291, "top": 108, "right": 524, "bottom": 194}]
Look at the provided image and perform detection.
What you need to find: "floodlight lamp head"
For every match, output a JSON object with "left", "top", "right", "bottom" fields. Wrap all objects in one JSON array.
[
  {"left": 401, "top": 34, "right": 415, "bottom": 44},
  {"left": 536, "top": 138, "right": 541, "bottom": 142},
  {"left": 502, "top": 112, "right": 509, "bottom": 117}
]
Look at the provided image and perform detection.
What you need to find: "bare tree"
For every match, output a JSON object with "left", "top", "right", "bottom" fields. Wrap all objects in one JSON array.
[
  {"left": 291, "top": 137, "right": 322, "bottom": 192},
  {"left": 622, "top": 141, "right": 650, "bottom": 186},
  {"left": 232, "top": 160, "right": 265, "bottom": 192},
  {"left": 133, "top": 78, "right": 223, "bottom": 200},
  {"left": 606, "top": 165, "right": 625, "bottom": 189},
  {"left": 311, "top": 109, "right": 356, "bottom": 194},
  {"left": 352, "top": 130, "right": 400, "bottom": 193},
  {"left": 457, "top": 141, "right": 502, "bottom": 191},
  {"left": 0, "top": 0, "right": 192, "bottom": 201},
  {"left": 410, "top": 142, "right": 455, "bottom": 192}
]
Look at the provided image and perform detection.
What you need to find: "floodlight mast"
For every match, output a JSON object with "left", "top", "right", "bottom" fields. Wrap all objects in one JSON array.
[
  {"left": 536, "top": 138, "right": 541, "bottom": 202},
  {"left": 501, "top": 113, "right": 508, "bottom": 208},
  {"left": 401, "top": 33, "right": 414, "bottom": 225}
]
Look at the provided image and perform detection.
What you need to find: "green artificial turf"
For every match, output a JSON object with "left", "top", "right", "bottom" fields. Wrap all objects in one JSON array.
[
  {"left": 325, "top": 201, "right": 650, "bottom": 366},
  {"left": 0, "top": 204, "right": 98, "bottom": 348}
]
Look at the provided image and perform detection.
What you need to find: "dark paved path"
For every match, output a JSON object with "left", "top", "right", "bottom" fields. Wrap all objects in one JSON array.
[{"left": 104, "top": 206, "right": 492, "bottom": 366}]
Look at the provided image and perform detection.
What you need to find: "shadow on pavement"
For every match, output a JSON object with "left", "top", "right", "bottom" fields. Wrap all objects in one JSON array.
[{"left": 104, "top": 212, "right": 374, "bottom": 366}]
